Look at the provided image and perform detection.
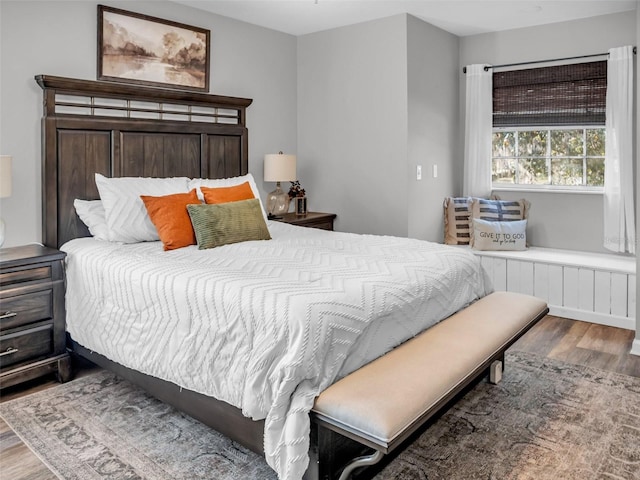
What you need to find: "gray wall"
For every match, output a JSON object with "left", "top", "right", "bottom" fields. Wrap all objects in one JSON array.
[
  {"left": 460, "top": 11, "right": 637, "bottom": 254},
  {"left": 297, "top": 14, "right": 409, "bottom": 237},
  {"left": 297, "top": 14, "right": 459, "bottom": 239},
  {"left": 0, "top": 0, "right": 297, "bottom": 248},
  {"left": 407, "top": 15, "right": 459, "bottom": 242}
]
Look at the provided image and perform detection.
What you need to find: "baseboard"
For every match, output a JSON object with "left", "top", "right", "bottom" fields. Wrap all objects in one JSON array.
[
  {"left": 631, "top": 339, "right": 640, "bottom": 356},
  {"left": 548, "top": 305, "right": 635, "bottom": 331}
]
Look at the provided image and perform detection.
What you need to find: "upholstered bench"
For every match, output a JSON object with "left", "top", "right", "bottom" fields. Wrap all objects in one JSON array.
[{"left": 310, "top": 291, "right": 549, "bottom": 480}]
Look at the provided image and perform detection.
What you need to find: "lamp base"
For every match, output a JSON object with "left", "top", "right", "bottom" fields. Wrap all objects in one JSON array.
[{"left": 266, "top": 182, "right": 290, "bottom": 217}]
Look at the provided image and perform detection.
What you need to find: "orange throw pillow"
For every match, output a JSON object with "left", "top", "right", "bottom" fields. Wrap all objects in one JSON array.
[
  {"left": 201, "top": 181, "right": 255, "bottom": 204},
  {"left": 141, "top": 189, "right": 200, "bottom": 251}
]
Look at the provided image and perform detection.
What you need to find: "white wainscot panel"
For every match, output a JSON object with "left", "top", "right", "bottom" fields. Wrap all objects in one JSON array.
[
  {"left": 563, "top": 267, "right": 579, "bottom": 309},
  {"left": 610, "top": 273, "right": 628, "bottom": 318},
  {"left": 469, "top": 247, "right": 635, "bottom": 330},
  {"left": 594, "top": 271, "right": 611, "bottom": 315},
  {"left": 482, "top": 256, "right": 507, "bottom": 291},
  {"left": 628, "top": 275, "right": 636, "bottom": 319},
  {"left": 533, "top": 263, "right": 549, "bottom": 302},
  {"left": 547, "top": 265, "right": 563, "bottom": 307},
  {"left": 578, "top": 268, "right": 594, "bottom": 312},
  {"left": 506, "top": 260, "right": 534, "bottom": 295}
]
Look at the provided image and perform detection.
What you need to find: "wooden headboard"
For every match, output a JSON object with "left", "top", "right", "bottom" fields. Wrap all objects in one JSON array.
[{"left": 36, "top": 75, "right": 253, "bottom": 249}]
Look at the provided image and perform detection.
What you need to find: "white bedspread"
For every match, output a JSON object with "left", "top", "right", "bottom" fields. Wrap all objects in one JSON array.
[{"left": 62, "top": 222, "right": 492, "bottom": 479}]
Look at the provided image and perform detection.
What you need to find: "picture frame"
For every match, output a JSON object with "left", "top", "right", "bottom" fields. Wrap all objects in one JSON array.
[{"left": 97, "top": 5, "right": 210, "bottom": 92}]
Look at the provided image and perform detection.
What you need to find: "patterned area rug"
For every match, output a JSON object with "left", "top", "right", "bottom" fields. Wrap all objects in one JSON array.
[{"left": 1, "top": 351, "right": 639, "bottom": 480}]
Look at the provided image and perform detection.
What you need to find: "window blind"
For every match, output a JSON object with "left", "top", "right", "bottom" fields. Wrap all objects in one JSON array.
[{"left": 493, "top": 61, "right": 607, "bottom": 127}]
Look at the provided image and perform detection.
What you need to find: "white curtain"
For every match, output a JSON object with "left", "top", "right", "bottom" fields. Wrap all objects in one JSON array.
[
  {"left": 463, "top": 64, "right": 493, "bottom": 198},
  {"left": 604, "top": 46, "right": 635, "bottom": 254}
]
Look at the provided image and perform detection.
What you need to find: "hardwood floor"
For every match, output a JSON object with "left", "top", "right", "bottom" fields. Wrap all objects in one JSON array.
[
  {"left": 0, "top": 418, "right": 57, "bottom": 480},
  {"left": 0, "top": 315, "right": 638, "bottom": 479},
  {"left": 512, "top": 315, "right": 640, "bottom": 377}
]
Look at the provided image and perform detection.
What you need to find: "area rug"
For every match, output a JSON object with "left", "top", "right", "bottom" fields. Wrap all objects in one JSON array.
[{"left": 1, "top": 351, "right": 639, "bottom": 480}]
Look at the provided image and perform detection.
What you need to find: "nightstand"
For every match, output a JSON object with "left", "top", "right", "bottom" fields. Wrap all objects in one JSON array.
[
  {"left": 274, "top": 212, "right": 337, "bottom": 231},
  {"left": 0, "top": 245, "right": 71, "bottom": 388}
]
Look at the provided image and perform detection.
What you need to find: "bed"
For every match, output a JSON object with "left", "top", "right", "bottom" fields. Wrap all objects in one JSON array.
[{"left": 37, "top": 75, "right": 494, "bottom": 480}]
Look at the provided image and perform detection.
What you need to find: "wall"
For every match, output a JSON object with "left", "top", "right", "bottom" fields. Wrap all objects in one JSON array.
[
  {"left": 0, "top": 0, "right": 297, "bottom": 248},
  {"left": 460, "top": 12, "right": 637, "bottom": 254},
  {"left": 407, "top": 15, "right": 459, "bottom": 242},
  {"left": 297, "top": 15, "right": 409, "bottom": 236},
  {"left": 297, "top": 14, "right": 459, "bottom": 239}
]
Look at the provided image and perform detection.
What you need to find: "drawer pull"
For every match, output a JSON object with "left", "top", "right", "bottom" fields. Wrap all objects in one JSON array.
[
  {"left": 0, "top": 311, "right": 17, "bottom": 320},
  {"left": 0, "top": 347, "right": 19, "bottom": 357}
]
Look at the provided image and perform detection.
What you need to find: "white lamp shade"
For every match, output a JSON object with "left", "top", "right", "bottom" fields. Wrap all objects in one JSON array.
[
  {"left": 264, "top": 153, "right": 297, "bottom": 182},
  {"left": 0, "top": 156, "right": 12, "bottom": 198}
]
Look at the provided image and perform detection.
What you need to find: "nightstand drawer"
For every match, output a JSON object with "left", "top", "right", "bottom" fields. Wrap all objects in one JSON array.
[
  {"left": 0, "top": 323, "right": 54, "bottom": 369},
  {"left": 275, "top": 212, "right": 336, "bottom": 231},
  {"left": 304, "top": 220, "right": 334, "bottom": 231},
  {"left": 0, "top": 290, "right": 53, "bottom": 331},
  {"left": 0, "top": 265, "right": 51, "bottom": 286}
]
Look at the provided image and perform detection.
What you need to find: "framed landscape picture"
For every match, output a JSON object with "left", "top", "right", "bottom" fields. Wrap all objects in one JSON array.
[{"left": 97, "top": 5, "right": 210, "bottom": 92}]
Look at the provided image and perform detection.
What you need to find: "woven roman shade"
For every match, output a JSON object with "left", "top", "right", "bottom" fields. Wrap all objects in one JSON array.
[{"left": 493, "top": 61, "right": 607, "bottom": 127}]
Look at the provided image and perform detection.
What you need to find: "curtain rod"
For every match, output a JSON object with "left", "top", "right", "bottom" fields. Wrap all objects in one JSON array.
[{"left": 462, "top": 46, "right": 637, "bottom": 73}]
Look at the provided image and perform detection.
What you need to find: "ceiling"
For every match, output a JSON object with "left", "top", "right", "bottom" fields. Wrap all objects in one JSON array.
[{"left": 172, "top": 0, "right": 636, "bottom": 37}]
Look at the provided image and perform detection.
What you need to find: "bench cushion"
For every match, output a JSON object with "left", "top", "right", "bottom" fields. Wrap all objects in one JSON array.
[{"left": 312, "top": 291, "right": 548, "bottom": 451}]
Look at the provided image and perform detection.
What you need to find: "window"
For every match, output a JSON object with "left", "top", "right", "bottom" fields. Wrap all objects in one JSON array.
[
  {"left": 492, "top": 127, "right": 605, "bottom": 188},
  {"left": 491, "top": 61, "right": 606, "bottom": 190}
]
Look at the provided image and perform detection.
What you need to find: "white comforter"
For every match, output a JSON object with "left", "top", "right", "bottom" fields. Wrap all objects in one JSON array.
[{"left": 63, "top": 221, "right": 492, "bottom": 479}]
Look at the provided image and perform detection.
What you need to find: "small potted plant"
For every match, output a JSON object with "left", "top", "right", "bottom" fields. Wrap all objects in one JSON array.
[{"left": 288, "top": 181, "right": 307, "bottom": 215}]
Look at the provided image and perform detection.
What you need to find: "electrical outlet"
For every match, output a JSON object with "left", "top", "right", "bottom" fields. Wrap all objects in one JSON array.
[
  {"left": 416, "top": 165, "right": 422, "bottom": 180},
  {"left": 433, "top": 165, "right": 438, "bottom": 178}
]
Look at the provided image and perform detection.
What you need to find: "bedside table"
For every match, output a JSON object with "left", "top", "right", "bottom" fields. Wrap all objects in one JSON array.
[
  {"left": 274, "top": 212, "right": 337, "bottom": 231},
  {"left": 0, "top": 245, "right": 72, "bottom": 388}
]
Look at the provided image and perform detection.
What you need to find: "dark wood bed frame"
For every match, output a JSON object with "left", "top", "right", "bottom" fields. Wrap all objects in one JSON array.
[
  {"left": 38, "top": 75, "right": 546, "bottom": 480},
  {"left": 37, "top": 75, "right": 251, "bottom": 249},
  {"left": 37, "top": 74, "right": 376, "bottom": 480}
]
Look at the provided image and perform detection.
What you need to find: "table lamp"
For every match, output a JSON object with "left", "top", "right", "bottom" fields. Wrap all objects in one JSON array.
[
  {"left": 0, "top": 155, "right": 12, "bottom": 247},
  {"left": 264, "top": 151, "right": 296, "bottom": 219}
]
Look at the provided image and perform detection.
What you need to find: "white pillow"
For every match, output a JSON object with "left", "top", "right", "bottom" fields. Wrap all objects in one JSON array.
[
  {"left": 73, "top": 199, "right": 109, "bottom": 241},
  {"left": 95, "top": 173, "right": 190, "bottom": 243},
  {"left": 188, "top": 173, "right": 267, "bottom": 221},
  {"left": 471, "top": 218, "right": 527, "bottom": 251}
]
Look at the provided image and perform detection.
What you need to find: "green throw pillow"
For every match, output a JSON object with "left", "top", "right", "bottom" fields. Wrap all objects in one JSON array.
[{"left": 187, "top": 199, "right": 271, "bottom": 249}]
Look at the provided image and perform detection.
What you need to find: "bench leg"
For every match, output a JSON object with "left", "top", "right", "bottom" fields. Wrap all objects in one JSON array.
[
  {"left": 307, "top": 422, "right": 385, "bottom": 480},
  {"left": 489, "top": 359, "right": 503, "bottom": 384},
  {"left": 338, "top": 450, "right": 384, "bottom": 480}
]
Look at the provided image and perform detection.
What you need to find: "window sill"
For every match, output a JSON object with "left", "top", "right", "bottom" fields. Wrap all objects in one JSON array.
[{"left": 492, "top": 186, "right": 604, "bottom": 195}]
